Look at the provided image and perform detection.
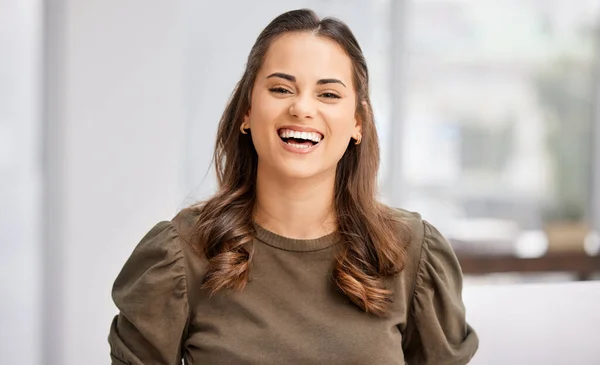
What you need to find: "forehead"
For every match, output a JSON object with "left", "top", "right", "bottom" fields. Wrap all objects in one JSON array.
[{"left": 260, "top": 32, "right": 354, "bottom": 86}]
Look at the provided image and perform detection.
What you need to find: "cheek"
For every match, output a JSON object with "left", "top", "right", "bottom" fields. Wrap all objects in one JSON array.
[
  {"left": 325, "top": 109, "right": 356, "bottom": 146},
  {"left": 249, "top": 94, "right": 281, "bottom": 130},
  {"left": 248, "top": 96, "right": 280, "bottom": 152}
]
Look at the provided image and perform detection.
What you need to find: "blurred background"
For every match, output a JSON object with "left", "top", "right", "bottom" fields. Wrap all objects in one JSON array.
[{"left": 1, "top": 0, "right": 599, "bottom": 364}]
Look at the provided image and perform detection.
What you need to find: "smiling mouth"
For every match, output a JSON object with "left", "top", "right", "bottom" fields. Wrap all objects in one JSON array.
[{"left": 278, "top": 128, "right": 323, "bottom": 149}]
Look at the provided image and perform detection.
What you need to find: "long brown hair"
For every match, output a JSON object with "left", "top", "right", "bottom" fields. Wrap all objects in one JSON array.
[{"left": 189, "top": 9, "right": 409, "bottom": 316}]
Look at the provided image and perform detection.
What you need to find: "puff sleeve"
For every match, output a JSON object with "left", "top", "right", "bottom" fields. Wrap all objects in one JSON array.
[
  {"left": 108, "top": 221, "right": 189, "bottom": 365},
  {"left": 403, "top": 221, "right": 479, "bottom": 364}
]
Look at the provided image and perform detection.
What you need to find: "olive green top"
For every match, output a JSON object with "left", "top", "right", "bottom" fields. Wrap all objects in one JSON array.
[{"left": 108, "top": 208, "right": 478, "bottom": 364}]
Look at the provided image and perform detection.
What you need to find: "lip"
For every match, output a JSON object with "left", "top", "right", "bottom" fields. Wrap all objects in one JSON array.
[{"left": 278, "top": 133, "right": 322, "bottom": 154}]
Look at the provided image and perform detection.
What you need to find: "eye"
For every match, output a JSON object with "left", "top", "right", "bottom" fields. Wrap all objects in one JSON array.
[
  {"left": 269, "top": 87, "right": 292, "bottom": 95},
  {"left": 319, "top": 92, "right": 341, "bottom": 99}
]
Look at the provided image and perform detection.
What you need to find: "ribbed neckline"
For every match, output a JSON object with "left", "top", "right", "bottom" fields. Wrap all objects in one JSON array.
[{"left": 253, "top": 222, "right": 339, "bottom": 252}]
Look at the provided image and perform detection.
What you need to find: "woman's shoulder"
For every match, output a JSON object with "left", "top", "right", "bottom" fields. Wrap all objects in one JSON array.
[
  {"left": 388, "top": 206, "right": 424, "bottom": 229},
  {"left": 382, "top": 205, "right": 457, "bottom": 274},
  {"left": 385, "top": 205, "right": 463, "bottom": 284},
  {"left": 112, "top": 207, "right": 206, "bottom": 306},
  {"left": 384, "top": 204, "right": 452, "bottom": 246},
  {"left": 112, "top": 218, "right": 189, "bottom": 311},
  {"left": 123, "top": 206, "right": 203, "bottom": 262},
  {"left": 382, "top": 205, "right": 426, "bottom": 250},
  {"left": 171, "top": 206, "right": 202, "bottom": 246}
]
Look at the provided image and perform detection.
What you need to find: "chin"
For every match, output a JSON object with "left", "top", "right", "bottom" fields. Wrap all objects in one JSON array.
[
  {"left": 273, "top": 161, "right": 332, "bottom": 181},
  {"left": 280, "top": 166, "right": 324, "bottom": 180}
]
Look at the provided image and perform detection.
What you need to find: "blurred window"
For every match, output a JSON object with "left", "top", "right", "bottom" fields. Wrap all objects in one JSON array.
[{"left": 399, "top": 0, "right": 600, "bottom": 262}]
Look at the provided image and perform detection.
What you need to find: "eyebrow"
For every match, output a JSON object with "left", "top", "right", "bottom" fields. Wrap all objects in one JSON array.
[{"left": 266, "top": 72, "right": 346, "bottom": 88}]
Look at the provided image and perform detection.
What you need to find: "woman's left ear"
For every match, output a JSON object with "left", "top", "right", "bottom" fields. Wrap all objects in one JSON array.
[{"left": 354, "top": 100, "right": 368, "bottom": 134}]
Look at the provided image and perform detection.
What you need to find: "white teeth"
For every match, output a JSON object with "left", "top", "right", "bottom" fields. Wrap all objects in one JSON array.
[
  {"left": 278, "top": 128, "right": 322, "bottom": 143},
  {"left": 288, "top": 142, "right": 310, "bottom": 149}
]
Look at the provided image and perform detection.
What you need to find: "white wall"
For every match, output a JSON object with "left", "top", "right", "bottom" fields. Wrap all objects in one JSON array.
[
  {"left": 0, "top": 1, "right": 42, "bottom": 365},
  {"left": 44, "top": 1, "right": 186, "bottom": 364}
]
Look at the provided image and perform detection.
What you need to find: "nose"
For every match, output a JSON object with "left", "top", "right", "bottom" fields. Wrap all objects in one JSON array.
[{"left": 289, "top": 94, "right": 316, "bottom": 120}]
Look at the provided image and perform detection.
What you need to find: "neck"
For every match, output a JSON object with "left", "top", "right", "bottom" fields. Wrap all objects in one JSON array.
[{"left": 254, "top": 165, "right": 337, "bottom": 239}]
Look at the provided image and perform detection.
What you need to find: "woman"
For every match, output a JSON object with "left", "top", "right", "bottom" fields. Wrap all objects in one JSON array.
[{"left": 108, "top": 9, "right": 478, "bottom": 365}]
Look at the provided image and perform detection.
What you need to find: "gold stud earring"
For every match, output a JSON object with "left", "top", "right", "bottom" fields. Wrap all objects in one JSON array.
[
  {"left": 354, "top": 134, "right": 362, "bottom": 145},
  {"left": 240, "top": 123, "right": 249, "bottom": 134}
]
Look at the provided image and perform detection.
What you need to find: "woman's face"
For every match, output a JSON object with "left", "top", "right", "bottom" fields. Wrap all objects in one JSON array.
[{"left": 245, "top": 31, "right": 361, "bottom": 181}]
